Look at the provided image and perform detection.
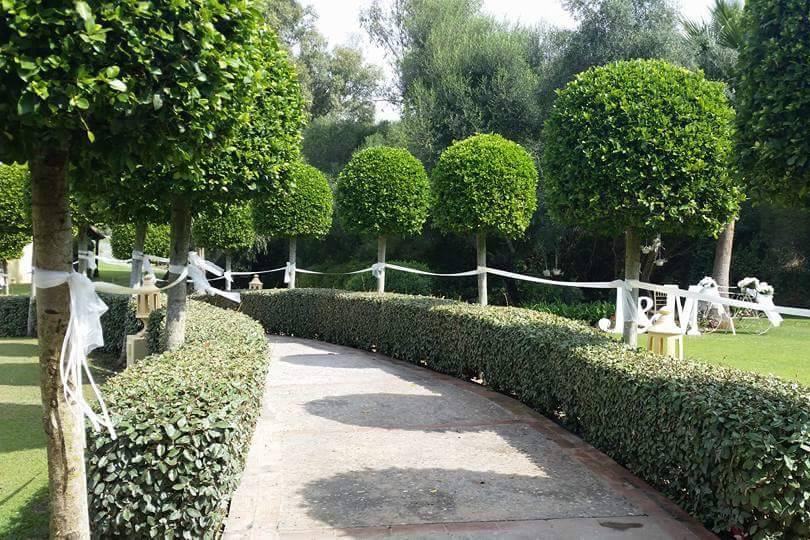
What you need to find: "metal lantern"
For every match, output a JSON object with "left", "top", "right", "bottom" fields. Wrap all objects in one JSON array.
[
  {"left": 136, "top": 274, "right": 162, "bottom": 326},
  {"left": 248, "top": 274, "right": 263, "bottom": 290}
]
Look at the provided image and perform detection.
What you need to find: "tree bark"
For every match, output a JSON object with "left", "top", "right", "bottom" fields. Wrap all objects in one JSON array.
[
  {"left": 76, "top": 224, "right": 89, "bottom": 277},
  {"left": 27, "top": 242, "right": 37, "bottom": 336},
  {"left": 287, "top": 238, "right": 297, "bottom": 289},
  {"left": 376, "top": 235, "right": 386, "bottom": 294},
  {"left": 476, "top": 232, "right": 487, "bottom": 306},
  {"left": 623, "top": 229, "right": 641, "bottom": 347},
  {"left": 165, "top": 196, "right": 191, "bottom": 351},
  {"left": 31, "top": 148, "right": 91, "bottom": 539},
  {"left": 225, "top": 252, "right": 233, "bottom": 291},
  {"left": 129, "top": 222, "right": 147, "bottom": 287},
  {"left": 713, "top": 219, "right": 735, "bottom": 294}
]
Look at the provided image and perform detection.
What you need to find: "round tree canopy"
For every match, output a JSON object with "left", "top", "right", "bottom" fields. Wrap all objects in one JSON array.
[
  {"left": 110, "top": 223, "right": 171, "bottom": 260},
  {"left": 336, "top": 146, "right": 429, "bottom": 236},
  {"left": 431, "top": 133, "right": 538, "bottom": 238},
  {"left": 737, "top": 0, "right": 810, "bottom": 206},
  {"left": 542, "top": 59, "right": 740, "bottom": 237},
  {"left": 193, "top": 203, "right": 256, "bottom": 252},
  {"left": 253, "top": 162, "right": 333, "bottom": 239}
]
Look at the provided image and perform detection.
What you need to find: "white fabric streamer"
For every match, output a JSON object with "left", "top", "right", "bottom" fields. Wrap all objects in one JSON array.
[
  {"left": 283, "top": 262, "right": 296, "bottom": 284},
  {"left": 187, "top": 252, "right": 240, "bottom": 303},
  {"left": 77, "top": 250, "right": 97, "bottom": 270}
]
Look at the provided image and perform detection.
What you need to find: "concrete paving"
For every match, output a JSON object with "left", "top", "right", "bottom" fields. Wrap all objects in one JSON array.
[{"left": 224, "top": 336, "right": 714, "bottom": 540}]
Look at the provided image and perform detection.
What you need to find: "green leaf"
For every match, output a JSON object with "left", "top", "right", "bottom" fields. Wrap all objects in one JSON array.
[
  {"left": 75, "top": 1, "right": 92, "bottom": 21},
  {"left": 108, "top": 79, "right": 127, "bottom": 92}
]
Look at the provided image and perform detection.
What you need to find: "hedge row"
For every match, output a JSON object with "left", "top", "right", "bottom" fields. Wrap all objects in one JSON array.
[
  {"left": 242, "top": 288, "right": 810, "bottom": 539},
  {"left": 87, "top": 300, "right": 271, "bottom": 538},
  {"left": 0, "top": 295, "right": 29, "bottom": 336}
]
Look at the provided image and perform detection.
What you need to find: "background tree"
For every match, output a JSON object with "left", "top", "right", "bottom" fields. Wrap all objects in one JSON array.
[
  {"left": 193, "top": 204, "right": 256, "bottom": 291},
  {"left": 542, "top": 59, "right": 741, "bottom": 346},
  {"left": 736, "top": 0, "right": 810, "bottom": 208},
  {"left": 253, "top": 162, "right": 333, "bottom": 288},
  {"left": 336, "top": 146, "right": 429, "bottom": 292},
  {"left": 431, "top": 134, "right": 538, "bottom": 306},
  {"left": 110, "top": 223, "right": 171, "bottom": 259},
  {"left": 0, "top": 1, "right": 278, "bottom": 534},
  {"left": 683, "top": 0, "right": 744, "bottom": 297},
  {"left": 0, "top": 163, "right": 31, "bottom": 293}
]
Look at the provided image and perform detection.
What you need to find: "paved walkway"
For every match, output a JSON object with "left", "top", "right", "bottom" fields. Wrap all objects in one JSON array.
[{"left": 224, "top": 336, "right": 713, "bottom": 539}]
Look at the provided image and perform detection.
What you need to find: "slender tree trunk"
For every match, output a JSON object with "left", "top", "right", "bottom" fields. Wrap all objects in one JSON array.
[
  {"left": 713, "top": 219, "right": 735, "bottom": 294},
  {"left": 623, "top": 229, "right": 641, "bottom": 347},
  {"left": 166, "top": 196, "right": 191, "bottom": 351},
  {"left": 477, "top": 232, "right": 487, "bottom": 306},
  {"left": 31, "top": 148, "right": 91, "bottom": 539},
  {"left": 3, "top": 261, "right": 8, "bottom": 295},
  {"left": 129, "top": 222, "right": 147, "bottom": 287},
  {"left": 27, "top": 242, "right": 37, "bottom": 336},
  {"left": 76, "top": 224, "right": 89, "bottom": 277},
  {"left": 376, "top": 235, "right": 386, "bottom": 294},
  {"left": 287, "top": 238, "right": 297, "bottom": 289},
  {"left": 224, "top": 251, "right": 232, "bottom": 291}
]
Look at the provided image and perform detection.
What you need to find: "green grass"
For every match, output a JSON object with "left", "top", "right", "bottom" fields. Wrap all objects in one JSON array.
[
  {"left": 0, "top": 339, "right": 113, "bottom": 539},
  {"left": 6, "top": 261, "right": 132, "bottom": 296},
  {"left": 639, "top": 318, "right": 810, "bottom": 386}
]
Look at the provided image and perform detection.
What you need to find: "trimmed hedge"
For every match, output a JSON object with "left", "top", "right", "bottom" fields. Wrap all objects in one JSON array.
[
  {"left": 242, "top": 289, "right": 810, "bottom": 539},
  {"left": 527, "top": 300, "right": 613, "bottom": 326},
  {"left": 0, "top": 295, "right": 29, "bottom": 336},
  {"left": 87, "top": 300, "right": 270, "bottom": 538}
]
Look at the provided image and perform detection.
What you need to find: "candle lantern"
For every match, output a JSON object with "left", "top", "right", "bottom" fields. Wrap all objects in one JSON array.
[{"left": 248, "top": 274, "right": 263, "bottom": 290}]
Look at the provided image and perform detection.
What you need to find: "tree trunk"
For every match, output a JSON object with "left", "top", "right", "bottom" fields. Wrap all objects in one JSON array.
[
  {"left": 76, "top": 224, "right": 89, "bottom": 277},
  {"left": 376, "top": 235, "right": 386, "bottom": 294},
  {"left": 165, "top": 196, "right": 191, "bottom": 351},
  {"left": 287, "top": 238, "right": 297, "bottom": 289},
  {"left": 30, "top": 148, "right": 91, "bottom": 539},
  {"left": 130, "top": 222, "right": 147, "bottom": 287},
  {"left": 27, "top": 243, "right": 37, "bottom": 336},
  {"left": 476, "top": 232, "right": 487, "bottom": 307},
  {"left": 623, "top": 229, "right": 641, "bottom": 347},
  {"left": 2, "top": 261, "right": 8, "bottom": 295},
  {"left": 225, "top": 252, "right": 233, "bottom": 291},
  {"left": 713, "top": 219, "right": 735, "bottom": 294}
]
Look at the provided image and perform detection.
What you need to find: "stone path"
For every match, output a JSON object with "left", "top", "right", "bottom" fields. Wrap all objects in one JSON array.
[{"left": 224, "top": 336, "right": 713, "bottom": 539}]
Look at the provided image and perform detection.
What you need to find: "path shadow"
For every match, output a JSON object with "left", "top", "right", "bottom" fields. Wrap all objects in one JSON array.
[{"left": 298, "top": 467, "right": 640, "bottom": 530}]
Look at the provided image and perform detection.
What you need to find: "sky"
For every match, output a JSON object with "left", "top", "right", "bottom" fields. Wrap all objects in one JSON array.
[{"left": 303, "top": 0, "right": 717, "bottom": 120}]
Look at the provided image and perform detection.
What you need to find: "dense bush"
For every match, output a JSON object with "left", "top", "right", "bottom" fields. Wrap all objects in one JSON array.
[
  {"left": 336, "top": 146, "right": 430, "bottom": 236},
  {"left": 526, "top": 300, "right": 613, "bottom": 326},
  {"left": 431, "top": 133, "right": 538, "bottom": 238},
  {"left": 193, "top": 203, "right": 256, "bottom": 253},
  {"left": 0, "top": 162, "right": 31, "bottom": 260},
  {"left": 737, "top": 0, "right": 810, "bottom": 206},
  {"left": 296, "top": 259, "right": 434, "bottom": 296},
  {"left": 110, "top": 223, "right": 171, "bottom": 260},
  {"left": 87, "top": 300, "right": 270, "bottom": 538},
  {"left": 253, "top": 162, "right": 333, "bottom": 239},
  {"left": 0, "top": 295, "right": 29, "bottom": 336},
  {"left": 242, "top": 289, "right": 810, "bottom": 539}
]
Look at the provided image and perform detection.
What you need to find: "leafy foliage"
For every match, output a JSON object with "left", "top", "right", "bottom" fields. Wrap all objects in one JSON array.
[
  {"left": 736, "top": 0, "right": 810, "bottom": 206},
  {"left": 0, "top": 295, "right": 29, "bottom": 336},
  {"left": 526, "top": 300, "right": 613, "bottom": 326},
  {"left": 0, "top": 162, "right": 31, "bottom": 260},
  {"left": 253, "top": 162, "right": 333, "bottom": 239},
  {"left": 87, "top": 301, "right": 270, "bottom": 537},
  {"left": 296, "top": 259, "right": 434, "bottom": 296},
  {"left": 193, "top": 204, "right": 256, "bottom": 253},
  {"left": 110, "top": 223, "right": 170, "bottom": 260},
  {"left": 243, "top": 288, "right": 810, "bottom": 539},
  {"left": 336, "top": 146, "right": 430, "bottom": 237},
  {"left": 542, "top": 59, "right": 741, "bottom": 237},
  {"left": 431, "top": 133, "right": 538, "bottom": 238}
]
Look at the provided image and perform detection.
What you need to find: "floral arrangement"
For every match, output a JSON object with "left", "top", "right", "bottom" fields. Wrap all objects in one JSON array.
[{"left": 737, "top": 277, "right": 774, "bottom": 296}]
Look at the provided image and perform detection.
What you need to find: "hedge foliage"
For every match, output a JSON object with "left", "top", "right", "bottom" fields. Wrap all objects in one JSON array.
[
  {"left": 736, "top": 0, "right": 810, "bottom": 207},
  {"left": 431, "top": 133, "right": 537, "bottom": 238},
  {"left": 0, "top": 295, "right": 29, "bottom": 336},
  {"left": 87, "top": 300, "right": 270, "bottom": 538},
  {"left": 336, "top": 146, "right": 430, "bottom": 237},
  {"left": 242, "top": 289, "right": 810, "bottom": 539},
  {"left": 193, "top": 202, "right": 256, "bottom": 253},
  {"left": 542, "top": 59, "right": 741, "bottom": 237},
  {"left": 526, "top": 300, "right": 613, "bottom": 326},
  {"left": 253, "top": 161, "right": 333, "bottom": 239},
  {"left": 295, "top": 259, "right": 434, "bottom": 296},
  {"left": 0, "top": 162, "right": 31, "bottom": 260},
  {"left": 110, "top": 223, "right": 171, "bottom": 260}
]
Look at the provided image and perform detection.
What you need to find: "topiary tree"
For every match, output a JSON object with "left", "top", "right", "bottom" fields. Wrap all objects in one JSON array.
[
  {"left": 336, "top": 146, "right": 429, "bottom": 292},
  {"left": 0, "top": 163, "right": 31, "bottom": 291},
  {"left": 253, "top": 162, "right": 333, "bottom": 289},
  {"left": 542, "top": 59, "right": 740, "bottom": 346},
  {"left": 736, "top": 0, "right": 810, "bottom": 208},
  {"left": 432, "top": 133, "right": 538, "bottom": 306},
  {"left": 110, "top": 223, "right": 170, "bottom": 260},
  {"left": 0, "top": 2, "right": 287, "bottom": 535},
  {"left": 193, "top": 203, "right": 256, "bottom": 290}
]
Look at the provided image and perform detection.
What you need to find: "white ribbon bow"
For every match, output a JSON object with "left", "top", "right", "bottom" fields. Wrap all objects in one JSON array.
[
  {"left": 283, "top": 262, "right": 296, "bottom": 284},
  {"left": 187, "top": 252, "right": 240, "bottom": 303},
  {"left": 371, "top": 262, "right": 385, "bottom": 279}
]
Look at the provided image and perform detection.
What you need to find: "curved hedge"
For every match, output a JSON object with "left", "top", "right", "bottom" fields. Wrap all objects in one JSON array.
[
  {"left": 242, "top": 288, "right": 810, "bottom": 539},
  {"left": 87, "top": 300, "right": 270, "bottom": 538}
]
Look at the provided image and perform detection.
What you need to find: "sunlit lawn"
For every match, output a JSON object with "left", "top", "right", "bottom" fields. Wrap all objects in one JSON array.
[
  {"left": 0, "top": 339, "right": 113, "bottom": 539},
  {"left": 7, "top": 261, "right": 133, "bottom": 296}
]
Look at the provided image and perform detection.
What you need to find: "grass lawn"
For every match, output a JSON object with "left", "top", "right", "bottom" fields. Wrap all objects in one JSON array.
[
  {"left": 640, "top": 318, "right": 810, "bottom": 386},
  {"left": 0, "top": 339, "right": 114, "bottom": 539},
  {"left": 7, "top": 261, "right": 133, "bottom": 296}
]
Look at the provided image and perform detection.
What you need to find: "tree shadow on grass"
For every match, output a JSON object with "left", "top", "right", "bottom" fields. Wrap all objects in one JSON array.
[{"left": 0, "top": 485, "right": 49, "bottom": 540}]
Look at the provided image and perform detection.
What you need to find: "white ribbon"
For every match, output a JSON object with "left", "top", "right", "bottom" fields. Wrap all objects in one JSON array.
[
  {"left": 187, "top": 252, "right": 240, "bottom": 303},
  {"left": 77, "top": 250, "right": 97, "bottom": 271},
  {"left": 283, "top": 262, "right": 296, "bottom": 284}
]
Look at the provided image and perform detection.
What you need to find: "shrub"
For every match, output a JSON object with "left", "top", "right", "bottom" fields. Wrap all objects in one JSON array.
[
  {"left": 87, "top": 300, "right": 270, "bottom": 538},
  {"left": 193, "top": 203, "right": 256, "bottom": 253},
  {"left": 526, "top": 300, "right": 613, "bottom": 326},
  {"left": 0, "top": 295, "right": 29, "bottom": 336},
  {"left": 345, "top": 260, "right": 434, "bottom": 296},
  {"left": 110, "top": 223, "right": 171, "bottom": 260},
  {"left": 242, "top": 289, "right": 810, "bottom": 539},
  {"left": 0, "top": 162, "right": 31, "bottom": 260}
]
